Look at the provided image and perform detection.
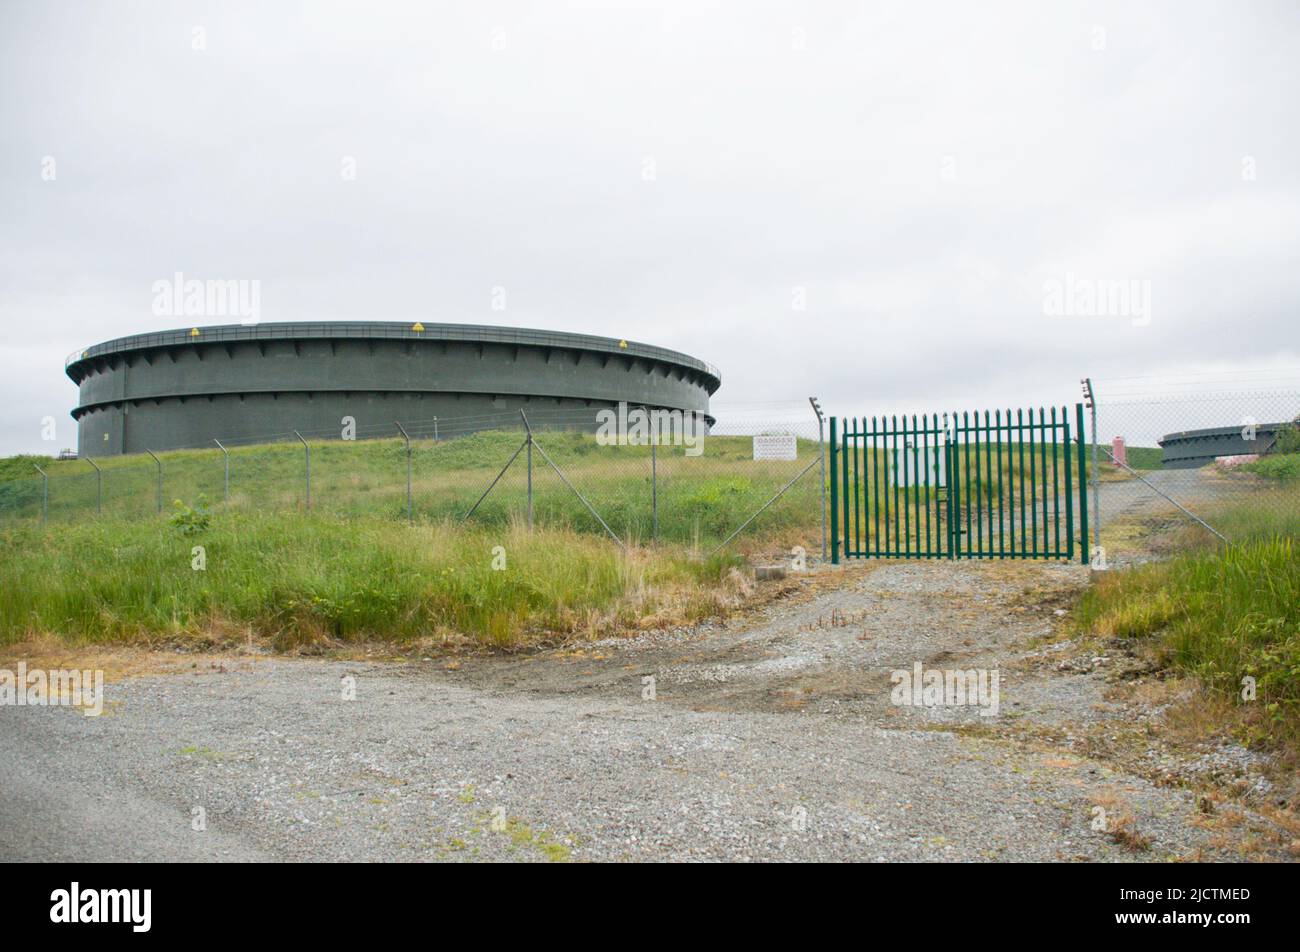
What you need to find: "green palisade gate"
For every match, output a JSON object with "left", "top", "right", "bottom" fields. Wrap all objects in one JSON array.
[{"left": 830, "top": 403, "right": 1089, "bottom": 565}]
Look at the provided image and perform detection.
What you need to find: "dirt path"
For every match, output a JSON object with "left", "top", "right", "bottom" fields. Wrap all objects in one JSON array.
[
  {"left": 1095, "top": 466, "right": 1270, "bottom": 562},
  {"left": 0, "top": 559, "right": 1285, "bottom": 862}
]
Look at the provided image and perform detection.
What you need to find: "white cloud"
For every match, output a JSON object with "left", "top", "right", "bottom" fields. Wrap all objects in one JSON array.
[{"left": 1, "top": 0, "right": 1298, "bottom": 455}]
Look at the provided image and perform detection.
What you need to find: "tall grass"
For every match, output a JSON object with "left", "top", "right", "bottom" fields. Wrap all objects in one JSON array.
[
  {"left": 1075, "top": 495, "right": 1300, "bottom": 749},
  {"left": 0, "top": 431, "right": 822, "bottom": 548},
  {"left": 1245, "top": 454, "right": 1300, "bottom": 481},
  {"left": 0, "top": 513, "right": 746, "bottom": 649}
]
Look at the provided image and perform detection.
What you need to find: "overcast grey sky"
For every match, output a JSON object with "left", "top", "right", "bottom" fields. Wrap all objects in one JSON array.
[{"left": 2, "top": 0, "right": 1298, "bottom": 455}]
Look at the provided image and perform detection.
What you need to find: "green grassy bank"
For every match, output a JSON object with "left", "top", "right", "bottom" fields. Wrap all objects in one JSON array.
[{"left": 0, "top": 513, "right": 746, "bottom": 650}]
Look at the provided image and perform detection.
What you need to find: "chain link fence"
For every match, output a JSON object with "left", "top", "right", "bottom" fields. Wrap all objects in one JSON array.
[
  {"left": 1089, "top": 386, "right": 1300, "bottom": 559},
  {"left": 0, "top": 403, "right": 827, "bottom": 556},
  {"left": 10, "top": 385, "right": 1296, "bottom": 563}
]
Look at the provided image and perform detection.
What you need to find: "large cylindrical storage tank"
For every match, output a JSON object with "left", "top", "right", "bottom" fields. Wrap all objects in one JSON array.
[{"left": 66, "top": 322, "right": 721, "bottom": 456}]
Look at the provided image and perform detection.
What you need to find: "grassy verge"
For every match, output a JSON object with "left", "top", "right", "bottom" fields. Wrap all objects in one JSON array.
[
  {"left": 1245, "top": 454, "right": 1300, "bottom": 481},
  {"left": 0, "top": 513, "right": 748, "bottom": 650},
  {"left": 0, "top": 431, "right": 823, "bottom": 547},
  {"left": 1074, "top": 497, "right": 1300, "bottom": 752}
]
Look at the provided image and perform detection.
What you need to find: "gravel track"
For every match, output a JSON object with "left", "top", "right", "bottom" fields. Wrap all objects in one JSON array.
[{"left": 0, "top": 559, "right": 1276, "bottom": 862}]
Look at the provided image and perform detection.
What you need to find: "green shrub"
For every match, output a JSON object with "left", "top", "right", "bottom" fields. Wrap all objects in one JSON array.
[{"left": 169, "top": 495, "right": 212, "bottom": 536}]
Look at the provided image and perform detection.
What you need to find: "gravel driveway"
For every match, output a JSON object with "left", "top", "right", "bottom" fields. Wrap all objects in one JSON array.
[{"left": 0, "top": 559, "right": 1279, "bottom": 862}]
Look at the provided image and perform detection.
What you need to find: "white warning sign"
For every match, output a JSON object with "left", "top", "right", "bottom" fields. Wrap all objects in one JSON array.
[{"left": 753, "top": 434, "right": 797, "bottom": 461}]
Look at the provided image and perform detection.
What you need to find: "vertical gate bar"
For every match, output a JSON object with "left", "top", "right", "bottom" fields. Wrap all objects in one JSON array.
[
  {"left": 1064, "top": 409, "right": 1075, "bottom": 562},
  {"left": 891, "top": 415, "right": 900, "bottom": 555},
  {"left": 962, "top": 411, "right": 971, "bottom": 559},
  {"left": 830, "top": 416, "right": 839, "bottom": 564},
  {"left": 863, "top": 417, "right": 871, "bottom": 557},
  {"left": 1051, "top": 406, "right": 1062, "bottom": 557},
  {"left": 946, "top": 416, "right": 956, "bottom": 556},
  {"left": 894, "top": 416, "right": 903, "bottom": 556},
  {"left": 871, "top": 417, "right": 881, "bottom": 557},
  {"left": 1076, "top": 402, "right": 1090, "bottom": 566},
  {"left": 949, "top": 415, "right": 958, "bottom": 558},
  {"left": 1040, "top": 406, "right": 1050, "bottom": 558},
  {"left": 1034, "top": 408, "right": 1045, "bottom": 556},
  {"left": 1018, "top": 409, "right": 1027, "bottom": 553},
  {"left": 842, "top": 420, "right": 851, "bottom": 559},
  {"left": 983, "top": 410, "right": 994, "bottom": 557},
  {"left": 864, "top": 420, "right": 872, "bottom": 556},
  {"left": 1006, "top": 410, "right": 1015, "bottom": 559},
  {"left": 995, "top": 410, "right": 1005, "bottom": 559},
  {"left": 951, "top": 416, "right": 960, "bottom": 558},
  {"left": 852, "top": 418, "right": 861, "bottom": 557},
  {"left": 974, "top": 410, "right": 983, "bottom": 555},
  {"left": 903, "top": 416, "right": 912, "bottom": 557},
  {"left": 882, "top": 417, "right": 891, "bottom": 555},
  {"left": 920, "top": 416, "right": 930, "bottom": 556},
  {"left": 854, "top": 418, "right": 862, "bottom": 556},
  {"left": 920, "top": 413, "right": 930, "bottom": 554},
  {"left": 902, "top": 416, "right": 911, "bottom": 557},
  {"left": 922, "top": 414, "right": 932, "bottom": 557},
  {"left": 904, "top": 416, "right": 912, "bottom": 558},
  {"left": 935, "top": 416, "right": 943, "bottom": 558},
  {"left": 950, "top": 415, "right": 957, "bottom": 558},
  {"left": 1031, "top": 407, "right": 1040, "bottom": 557},
  {"left": 894, "top": 416, "right": 903, "bottom": 557},
  {"left": 981, "top": 413, "right": 989, "bottom": 557},
  {"left": 972, "top": 410, "right": 982, "bottom": 556},
  {"left": 1028, "top": 409, "right": 1038, "bottom": 558},
  {"left": 848, "top": 419, "right": 857, "bottom": 556},
  {"left": 912, "top": 415, "right": 922, "bottom": 557},
  {"left": 852, "top": 418, "right": 861, "bottom": 556}
]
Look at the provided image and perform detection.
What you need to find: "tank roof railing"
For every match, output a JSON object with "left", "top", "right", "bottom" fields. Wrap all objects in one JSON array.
[{"left": 65, "top": 321, "right": 721, "bottom": 385}]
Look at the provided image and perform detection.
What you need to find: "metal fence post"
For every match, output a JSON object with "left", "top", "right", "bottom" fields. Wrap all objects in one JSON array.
[
  {"left": 33, "top": 464, "right": 48, "bottom": 526},
  {"left": 84, "top": 457, "right": 102, "bottom": 515},
  {"left": 294, "top": 430, "right": 311, "bottom": 511},
  {"left": 1084, "top": 378, "right": 1100, "bottom": 553},
  {"left": 521, "top": 411, "right": 533, "bottom": 531},
  {"left": 1063, "top": 410, "right": 1074, "bottom": 562},
  {"left": 433, "top": 417, "right": 439, "bottom": 442},
  {"left": 829, "top": 416, "right": 840, "bottom": 564},
  {"left": 213, "top": 439, "right": 229, "bottom": 504},
  {"left": 1076, "top": 402, "right": 1089, "bottom": 566},
  {"left": 651, "top": 437, "right": 658, "bottom": 540},
  {"left": 395, "top": 421, "right": 413, "bottom": 525},
  {"left": 810, "top": 397, "right": 826, "bottom": 561},
  {"left": 145, "top": 449, "right": 163, "bottom": 514}
]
